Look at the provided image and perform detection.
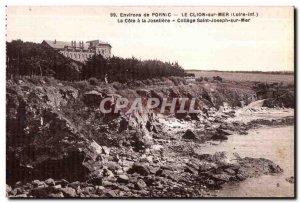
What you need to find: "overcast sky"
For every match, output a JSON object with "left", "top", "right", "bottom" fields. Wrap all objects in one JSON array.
[{"left": 6, "top": 6, "right": 294, "bottom": 71}]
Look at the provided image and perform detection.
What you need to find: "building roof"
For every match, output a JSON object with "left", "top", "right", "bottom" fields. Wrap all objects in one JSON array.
[
  {"left": 43, "top": 39, "right": 111, "bottom": 50},
  {"left": 43, "top": 40, "right": 89, "bottom": 50},
  {"left": 86, "top": 40, "right": 111, "bottom": 47}
]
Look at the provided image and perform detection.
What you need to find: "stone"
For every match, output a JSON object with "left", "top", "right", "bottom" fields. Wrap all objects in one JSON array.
[
  {"left": 31, "top": 180, "right": 44, "bottom": 188},
  {"left": 184, "top": 166, "right": 197, "bottom": 175},
  {"left": 45, "top": 178, "right": 55, "bottom": 186},
  {"left": 211, "top": 133, "right": 228, "bottom": 140},
  {"left": 15, "top": 194, "right": 28, "bottom": 198},
  {"left": 104, "top": 190, "right": 116, "bottom": 197},
  {"left": 102, "top": 146, "right": 110, "bottom": 155},
  {"left": 15, "top": 181, "right": 22, "bottom": 187},
  {"left": 67, "top": 181, "right": 81, "bottom": 189},
  {"left": 55, "top": 179, "right": 69, "bottom": 188},
  {"left": 6, "top": 184, "right": 12, "bottom": 195},
  {"left": 224, "top": 168, "right": 236, "bottom": 175},
  {"left": 182, "top": 129, "right": 196, "bottom": 139},
  {"left": 87, "top": 177, "right": 103, "bottom": 186},
  {"left": 135, "top": 179, "right": 147, "bottom": 190},
  {"left": 60, "top": 187, "right": 77, "bottom": 197},
  {"left": 210, "top": 173, "right": 231, "bottom": 182},
  {"left": 285, "top": 176, "right": 294, "bottom": 184},
  {"left": 81, "top": 186, "right": 95, "bottom": 195},
  {"left": 117, "top": 175, "right": 129, "bottom": 184},
  {"left": 217, "top": 128, "right": 234, "bottom": 135},
  {"left": 236, "top": 174, "right": 246, "bottom": 181},
  {"left": 128, "top": 163, "right": 150, "bottom": 176},
  {"left": 107, "top": 161, "right": 121, "bottom": 171},
  {"left": 48, "top": 192, "right": 64, "bottom": 198},
  {"left": 30, "top": 188, "right": 48, "bottom": 197}
]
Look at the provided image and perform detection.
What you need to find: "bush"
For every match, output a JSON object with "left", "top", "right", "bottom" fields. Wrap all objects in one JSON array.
[
  {"left": 88, "top": 77, "right": 99, "bottom": 85},
  {"left": 196, "top": 77, "right": 203, "bottom": 82},
  {"left": 185, "top": 73, "right": 195, "bottom": 77},
  {"left": 213, "top": 76, "right": 223, "bottom": 82},
  {"left": 204, "top": 77, "right": 209, "bottom": 82},
  {"left": 82, "top": 55, "right": 185, "bottom": 83},
  {"left": 6, "top": 40, "right": 82, "bottom": 81}
]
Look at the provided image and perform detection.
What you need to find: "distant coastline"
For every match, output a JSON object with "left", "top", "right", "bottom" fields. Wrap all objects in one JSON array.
[{"left": 186, "top": 70, "right": 294, "bottom": 75}]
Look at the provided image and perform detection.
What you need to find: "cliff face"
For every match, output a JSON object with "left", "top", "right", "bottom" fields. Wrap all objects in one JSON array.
[
  {"left": 7, "top": 76, "right": 287, "bottom": 197},
  {"left": 6, "top": 77, "right": 256, "bottom": 184}
]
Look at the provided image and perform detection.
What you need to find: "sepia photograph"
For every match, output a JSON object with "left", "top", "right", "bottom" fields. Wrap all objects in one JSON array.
[{"left": 5, "top": 6, "right": 295, "bottom": 198}]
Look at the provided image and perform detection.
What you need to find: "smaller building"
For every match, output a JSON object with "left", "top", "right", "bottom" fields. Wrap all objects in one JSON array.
[{"left": 42, "top": 39, "right": 112, "bottom": 63}]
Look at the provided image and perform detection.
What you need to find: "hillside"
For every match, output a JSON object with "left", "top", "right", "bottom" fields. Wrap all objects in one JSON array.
[{"left": 6, "top": 76, "right": 293, "bottom": 197}]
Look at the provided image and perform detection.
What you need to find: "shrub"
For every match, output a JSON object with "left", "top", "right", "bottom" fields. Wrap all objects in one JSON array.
[
  {"left": 196, "top": 77, "right": 203, "bottom": 82},
  {"left": 88, "top": 77, "right": 99, "bottom": 85},
  {"left": 213, "top": 76, "right": 223, "bottom": 82}
]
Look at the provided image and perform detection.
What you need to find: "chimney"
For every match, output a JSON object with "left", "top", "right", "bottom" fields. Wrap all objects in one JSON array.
[
  {"left": 74, "top": 40, "right": 76, "bottom": 48},
  {"left": 54, "top": 39, "right": 56, "bottom": 44},
  {"left": 71, "top": 40, "right": 73, "bottom": 47}
]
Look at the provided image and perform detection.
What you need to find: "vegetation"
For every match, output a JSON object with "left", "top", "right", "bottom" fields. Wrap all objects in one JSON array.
[
  {"left": 7, "top": 40, "right": 185, "bottom": 83},
  {"left": 188, "top": 70, "right": 294, "bottom": 84},
  {"left": 82, "top": 55, "right": 185, "bottom": 83},
  {"left": 6, "top": 40, "right": 82, "bottom": 81}
]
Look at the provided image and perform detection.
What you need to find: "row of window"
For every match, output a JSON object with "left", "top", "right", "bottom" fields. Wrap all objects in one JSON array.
[{"left": 60, "top": 51, "right": 94, "bottom": 59}]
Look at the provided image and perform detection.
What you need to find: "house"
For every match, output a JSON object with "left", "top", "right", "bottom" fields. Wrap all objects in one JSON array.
[{"left": 42, "top": 39, "right": 112, "bottom": 63}]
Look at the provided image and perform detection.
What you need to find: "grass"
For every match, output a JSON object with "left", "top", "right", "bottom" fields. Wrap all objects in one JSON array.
[{"left": 187, "top": 70, "right": 294, "bottom": 84}]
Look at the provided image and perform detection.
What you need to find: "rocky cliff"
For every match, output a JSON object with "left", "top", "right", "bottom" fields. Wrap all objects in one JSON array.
[{"left": 6, "top": 77, "right": 287, "bottom": 197}]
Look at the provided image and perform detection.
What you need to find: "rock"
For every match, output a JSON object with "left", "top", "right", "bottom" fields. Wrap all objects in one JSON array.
[
  {"left": 198, "top": 162, "right": 217, "bottom": 172},
  {"left": 54, "top": 185, "right": 62, "bottom": 189},
  {"left": 102, "top": 146, "right": 110, "bottom": 155},
  {"left": 285, "top": 176, "right": 294, "bottom": 184},
  {"left": 67, "top": 181, "right": 81, "bottom": 189},
  {"left": 55, "top": 179, "right": 69, "bottom": 188},
  {"left": 135, "top": 179, "right": 147, "bottom": 190},
  {"left": 48, "top": 192, "right": 64, "bottom": 198},
  {"left": 29, "top": 187, "right": 49, "bottom": 197},
  {"left": 117, "top": 175, "right": 129, "bottom": 184},
  {"left": 210, "top": 173, "right": 232, "bottom": 182},
  {"left": 60, "top": 187, "right": 77, "bottom": 197},
  {"left": 117, "top": 185, "right": 130, "bottom": 192},
  {"left": 217, "top": 128, "right": 234, "bottom": 135},
  {"left": 31, "top": 180, "right": 44, "bottom": 188},
  {"left": 184, "top": 166, "right": 197, "bottom": 174},
  {"left": 12, "top": 187, "right": 23, "bottom": 195},
  {"left": 211, "top": 133, "right": 228, "bottom": 140},
  {"left": 15, "top": 181, "right": 22, "bottom": 187},
  {"left": 87, "top": 177, "right": 102, "bottom": 186},
  {"left": 104, "top": 190, "right": 117, "bottom": 197},
  {"left": 106, "top": 161, "right": 121, "bottom": 171},
  {"left": 128, "top": 163, "right": 150, "bottom": 176},
  {"left": 45, "top": 178, "right": 55, "bottom": 186},
  {"left": 81, "top": 186, "right": 95, "bottom": 195},
  {"left": 236, "top": 174, "right": 246, "bottom": 181},
  {"left": 224, "top": 168, "right": 236, "bottom": 175},
  {"left": 95, "top": 185, "right": 105, "bottom": 192},
  {"left": 268, "top": 163, "right": 283, "bottom": 173},
  {"left": 119, "top": 117, "right": 129, "bottom": 132},
  {"left": 213, "top": 152, "right": 240, "bottom": 168},
  {"left": 14, "top": 194, "right": 28, "bottom": 198},
  {"left": 149, "top": 166, "right": 160, "bottom": 174},
  {"left": 6, "top": 184, "right": 12, "bottom": 195},
  {"left": 102, "top": 180, "right": 117, "bottom": 188},
  {"left": 182, "top": 129, "right": 196, "bottom": 139}
]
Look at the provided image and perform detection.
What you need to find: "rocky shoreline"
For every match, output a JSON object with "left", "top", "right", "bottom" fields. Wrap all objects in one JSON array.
[{"left": 6, "top": 77, "right": 294, "bottom": 198}]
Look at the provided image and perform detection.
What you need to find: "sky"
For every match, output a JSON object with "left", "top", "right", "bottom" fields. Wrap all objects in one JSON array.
[{"left": 6, "top": 6, "right": 294, "bottom": 71}]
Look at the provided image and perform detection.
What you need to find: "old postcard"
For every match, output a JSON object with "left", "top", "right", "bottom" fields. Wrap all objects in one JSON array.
[{"left": 6, "top": 6, "right": 294, "bottom": 198}]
